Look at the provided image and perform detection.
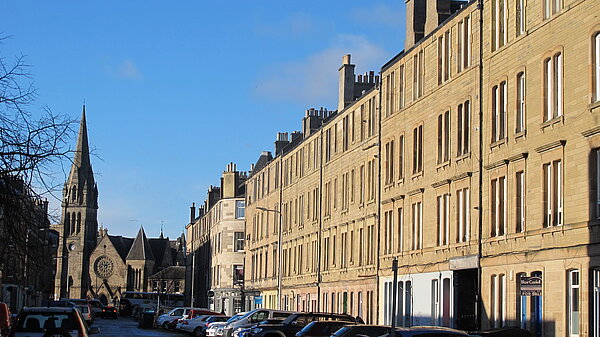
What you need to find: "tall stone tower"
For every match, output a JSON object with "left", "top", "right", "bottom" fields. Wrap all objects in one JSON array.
[{"left": 54, "top": 106, "right": 99, "bottom": 299}]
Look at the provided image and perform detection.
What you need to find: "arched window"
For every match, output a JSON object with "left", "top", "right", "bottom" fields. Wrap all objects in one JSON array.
[
  {"left": 65, "top": 212, "right": 70, "bottom": 235},
  {"left": 594, "top": 32, "right": 600, "bottom": 102},
  {"left": 76, "top": 212, "right": 82, "bottom": 233},
  {"left": 71, "top": 186, "right": 77, "bottom": 202},
  {"left": 70, "top": 213, "right": 76, "bottom": 235}
]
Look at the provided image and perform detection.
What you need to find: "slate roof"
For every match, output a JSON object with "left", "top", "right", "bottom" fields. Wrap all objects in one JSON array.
[
  {"left": 126, "top": 227, "right": 155, "bottom": 260},
  {"left": 148, "top": 266, "right": 186, "bottom": 280},
  {"left": 107, "top": 235, "right": 134, "bottom": 262},
  {"left": 250, "top": 152, "right": 273, "bottom": 176}
]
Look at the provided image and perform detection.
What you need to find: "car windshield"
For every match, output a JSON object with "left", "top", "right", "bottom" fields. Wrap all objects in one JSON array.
[
  {"left": 171, "top": 309, "right": 184, "bottom": 316},
  {"left": 227, "top": 313, "right": 245, "bottom": 323},
  {"left": 332, "top": 326, "right": 353, "bottom": 337},
  {"left": 16, "top": 312, "right": 77, "bottom": 332}
]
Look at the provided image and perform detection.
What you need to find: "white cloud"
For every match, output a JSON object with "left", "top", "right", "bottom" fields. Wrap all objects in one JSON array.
[
  {"left": 254, "top": 34, "right": 388, "bottom": 106},
  {"left": 105, "top": 59, "right": 142, "bottom": 80},
  {"left": 115, "top": 59, "right": 142, "bottom": 79}
]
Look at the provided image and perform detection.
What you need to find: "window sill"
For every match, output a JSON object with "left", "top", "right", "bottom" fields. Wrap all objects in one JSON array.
[
  {"left": 540, "top": 115, "right": 564, "bottom": 130},
  {"left": 514, "top": 130, "right": 526, "bottom": 141},
  {"left": 436, "top": 161, "right": 451, "bottom": 170},
  {"left": 490, "top": 138, "right": 507, "bottom": 150},
  {"left": 411, "top": 172, "right": 423, "bottom": 180},
  {"left": 455, "top": 152, "right": 471, "bottom": 162},
  {"left": 588, "top": 100, "right": 600, "bottom": 112},
  {"left": 397, "top": 178, "right": 405, "bottom": 186}
]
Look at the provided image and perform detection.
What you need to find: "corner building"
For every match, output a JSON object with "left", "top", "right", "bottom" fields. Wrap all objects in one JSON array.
[
  {"left": 243, "top": 0, "right": 600, "bottom": 335},
  {"left": 186, "top": 163, "right": 248, "bottom": 315}
]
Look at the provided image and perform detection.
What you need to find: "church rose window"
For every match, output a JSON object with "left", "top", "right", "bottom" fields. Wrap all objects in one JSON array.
[{"left": 94, "top": 255, "right": 114, "bottom": 279}]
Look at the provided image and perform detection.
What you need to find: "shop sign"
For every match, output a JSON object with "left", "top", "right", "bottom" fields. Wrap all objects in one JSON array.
[{"left": 520, "top": 276, "right": 542, "bottom": 296}]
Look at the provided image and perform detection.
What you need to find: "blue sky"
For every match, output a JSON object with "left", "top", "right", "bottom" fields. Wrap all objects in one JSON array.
[{"left": 3, "top": 1, "right": 406, "bottom": 239}]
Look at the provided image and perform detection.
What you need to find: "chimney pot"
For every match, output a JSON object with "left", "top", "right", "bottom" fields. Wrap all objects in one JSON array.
[{"left": 342, "top": 54, "right": 351, "bottom": 65}]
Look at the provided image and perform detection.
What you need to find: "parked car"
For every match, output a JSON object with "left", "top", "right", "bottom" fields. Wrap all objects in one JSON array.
[
  {"left": 0, "top": 303, "right": 11, "bottom": 337},
  {"left": 75, "top": 305, "right": 94, "bottom": 326},
  {"left": 295, "top": 320, "right": 354, "bottom": 337},
  {"left": 381, "top": 326, "right": 470, "bottom": 337},
  {"left": 47, "top": 300, "right": 77, "bottom": 308},
  {"left": 208, "top": 313, "right": 247, "bottom": 337},
  {"left": 170, "top": 309, "right": 221, "bottom": 330},
  {"left": 189, "top": 316, "right": 231, "bottom": 337},
  {"left": 62, "top": 299, "right": 103, "bottom": 318},
  {"left": 158, "top": 307, "right": 217, "bottom": 330},
  {"left": 176, "top": 315, "right": 210, "bottom": 331},
  {"left": 223, "top": 309, "right": 294, "bottom": 337},
  {"left": 331, "top": 325, "right": 392, "bottom": 337},
  {"left": 469, "top": 327, "right": 532, "bottom": 337},
  {"left": 7, "top": 306, "right": 99, "bottom": 337},
  {"left": 247, "top": 312, "right": 358, "bottom": 337},
  {"left": 101, "top": 306, "right": 118, "bottom": 319},
  {"left": 234, "top": 319, "right": 285, "bottom": 337}
]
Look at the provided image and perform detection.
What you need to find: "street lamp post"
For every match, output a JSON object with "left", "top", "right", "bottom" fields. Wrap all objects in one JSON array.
[{"left": 256, "top": 207, "right": 283, "bottom": 310}]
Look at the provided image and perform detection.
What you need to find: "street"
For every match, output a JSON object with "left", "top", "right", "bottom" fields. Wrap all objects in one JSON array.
[{"left": 93, "top": 316, "right": 185, "bottom": 337}]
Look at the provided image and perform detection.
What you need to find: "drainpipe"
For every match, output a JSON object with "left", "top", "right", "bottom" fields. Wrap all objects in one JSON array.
[{"left": 477, "top": 0, "right": 485, "bottom": 331}]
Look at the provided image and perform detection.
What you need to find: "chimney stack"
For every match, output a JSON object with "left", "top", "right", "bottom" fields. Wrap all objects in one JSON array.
[
  {"left": 338, "top": 54, "right": 356, "bottom": 111},
  {"left": 405, "top": 0, "right": 452, "bottom": 50},
  {"left": 275, "top": 132, "right": 289, "bottom": 155},
  {"left": 405, "top": 0, "right": 426, "bottom": 50},
  {"left": 221, "top": 162, "right": 240, "bottom": 198},
  {"left": 303, "top": 108, "right": 324, "bottom": 137},
  {"left": 190, "top": 202, "right": 196, "bottom": 224}
]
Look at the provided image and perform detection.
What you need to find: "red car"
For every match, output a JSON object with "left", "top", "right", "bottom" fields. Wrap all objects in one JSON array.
[
  {"left": 0, "top": 303, "right": 11, "bottom": 336},
  {"left": 101, "top": 306, "right": 118, "bottom": 319}
]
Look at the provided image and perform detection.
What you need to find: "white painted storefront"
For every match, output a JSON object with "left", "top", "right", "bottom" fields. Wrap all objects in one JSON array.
[{"left": 380, "top": 271, "right": 454, "bottom": 327}]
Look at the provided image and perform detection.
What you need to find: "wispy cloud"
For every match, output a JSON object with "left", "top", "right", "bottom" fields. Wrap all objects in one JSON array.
[
  {"left": 105, "top": 59, "right": 142, "bottom": 80},
  {"left": 116, "top": 59, "right": 142, "bottom": 79},
  {"left": 254, "top": 34, "right": 388, "bottom": 106},
  {"left": 349, "top": 3, "right": 406, "bottom": 28}
]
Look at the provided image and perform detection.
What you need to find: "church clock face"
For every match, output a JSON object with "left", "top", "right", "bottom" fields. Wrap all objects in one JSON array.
[{"left": 94, "top": 256, "right": 114, "bottom": 279}]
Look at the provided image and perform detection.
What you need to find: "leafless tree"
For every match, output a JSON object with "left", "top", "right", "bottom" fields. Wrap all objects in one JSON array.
[{"left": 0, "top": 36, "right": 76, "bottom": 299}]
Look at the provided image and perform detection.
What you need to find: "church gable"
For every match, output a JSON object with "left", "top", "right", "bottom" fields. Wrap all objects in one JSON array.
[
  {"left": 88, "top": 232, "right": 127, "bottom": 294},
  {"left": 126, "top": 227, "right": 155, "bottom": 261}
]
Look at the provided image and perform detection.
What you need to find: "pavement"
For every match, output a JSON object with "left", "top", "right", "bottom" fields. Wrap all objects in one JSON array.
[{"left": 93, "top": 316, "right": 186, "bottom": 337}]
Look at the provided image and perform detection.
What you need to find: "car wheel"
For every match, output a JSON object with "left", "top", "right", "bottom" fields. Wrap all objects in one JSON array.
[
  {"left": 162, "top": 322, "right": 169, "bottom": 329},
  {"left": 194, "top": 327, "right": 203, "bottom": 337}
]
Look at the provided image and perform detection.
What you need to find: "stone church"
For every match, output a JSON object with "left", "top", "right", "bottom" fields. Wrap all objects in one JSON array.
[{"left": 54, "top": 107, "right": 185, "bottom": 304}]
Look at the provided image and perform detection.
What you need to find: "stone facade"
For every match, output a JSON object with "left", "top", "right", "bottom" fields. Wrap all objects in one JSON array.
[
  {"left": 186, "top": 163, "right": 247, "bottom": 315},
  {"left": 55, "top": 108, "right": 186, "bottom": 305},
  {"left": 242, "top": 0, "right": 600, "bottom": 336}
]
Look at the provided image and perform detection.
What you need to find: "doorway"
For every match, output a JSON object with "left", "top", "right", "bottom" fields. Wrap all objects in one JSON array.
[{"left": 454, "top": 269, "right": 477, "bottom": 331}]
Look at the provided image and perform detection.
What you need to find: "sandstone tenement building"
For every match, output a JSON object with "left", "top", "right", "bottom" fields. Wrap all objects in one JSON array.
[
  {"left": 186, "top": 163, "right": 248, "bottom": 314},
  {"left": 239, "top": 0, "right": 600, "bottom": 336}
]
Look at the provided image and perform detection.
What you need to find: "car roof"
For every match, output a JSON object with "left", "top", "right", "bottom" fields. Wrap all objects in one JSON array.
[
  {"left": 407, "top": 326, "right": 468, "bottom": 333},
  {"left": 21, "top": 307, "right": 75, "bottom": 313}
]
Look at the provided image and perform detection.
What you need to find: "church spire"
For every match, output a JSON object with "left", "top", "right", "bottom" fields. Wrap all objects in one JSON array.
[
  {"left": 73, "top": 105, "right": 91, "bottom": 170},
  {"left": 67, "top": 105, "right": 94, "bottom": 186}
]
